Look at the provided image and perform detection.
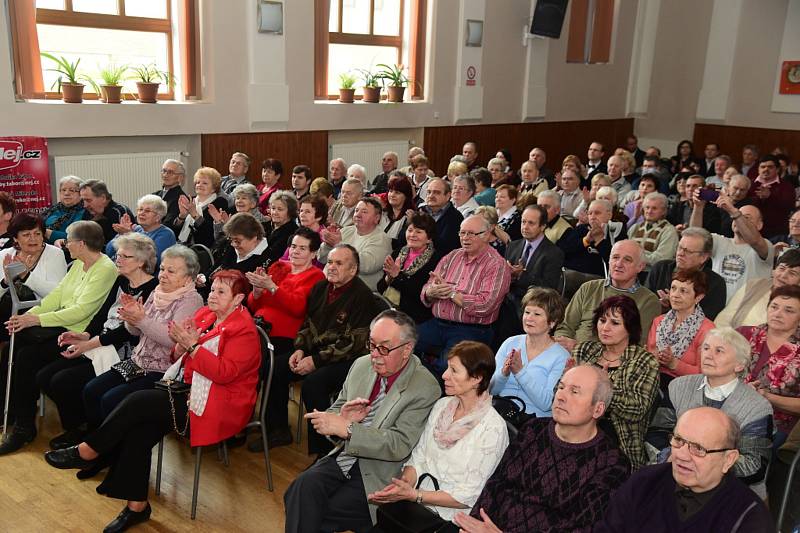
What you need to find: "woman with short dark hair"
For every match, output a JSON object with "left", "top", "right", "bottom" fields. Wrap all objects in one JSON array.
[
  {"left": 384, "top": 173, "right": 415, "bottom": 241},
  {"left": 264, "top": 191, "right": 299, "bottom": 265},
  {"left": 258, "top": 158, "right": 283, "bottom": 215}
]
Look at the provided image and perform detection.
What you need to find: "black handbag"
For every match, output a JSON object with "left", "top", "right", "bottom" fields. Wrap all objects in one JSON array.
[
  {"left": 492, "top": 395, "right": 532, "bottom": 429},
  {"left": 155, "top": 378, "right": 191, "bottom": 436},
  {"left": 154, "top": 378, "right": 191, "bottom": 395},
  {"left": 110, "top": 359, "right": 146, "bottom": 382},
  {"left": 375, "top": 473, "right": 450, "bottom": 533}
]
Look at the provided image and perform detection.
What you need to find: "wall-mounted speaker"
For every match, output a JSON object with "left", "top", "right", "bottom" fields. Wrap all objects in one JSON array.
[{"left": 530, "top": 0, "right": 569, "bottom": 39}]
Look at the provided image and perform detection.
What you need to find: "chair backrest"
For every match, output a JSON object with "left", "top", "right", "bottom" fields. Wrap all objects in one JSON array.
[
  {"left": 561, "top": 268, "right": 601, "bottom": 302},
  {"left": 191, "top": 243, "right": 215, "bottom": 276},
  {"left": 255, "top": 325, "right": 275, "bottom": 416},
  {"left": 373, "top": 291, "right": 395, "bottom": 312},
  {"left": 4, "top": 261, "right": 41, "bottom": 313}
]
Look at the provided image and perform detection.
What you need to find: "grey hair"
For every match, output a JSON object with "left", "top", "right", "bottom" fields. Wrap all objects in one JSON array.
[
  {"left": 59, "top": 175, "right": 84, "bottom": 188},
  {"left": 450, "top": 154, "right": 467, "bottom": 164},
  {"left": 343, "top": 177, "right": 365, "bottom": 193},
  {"left": 66, "top": 220, "right": 105, "bottom": 252},
  {"left": 454, "top": 174, "right": 476, "bottom": 194},
  {"left": 473, "top": 206, "right": 498, "bottom": 226},
  {"left": 596, "top": 185, "right": 618, "bottom": 204},
  {"left": 537, "top": 189, "right": 560, "bottom": 203},
  {"left": 487, "top": 157, "right": 504, "bottom": 168},
  {"left": 233, "top": 183, "right": 260, "bottom": 205},
  {"left": 331, "top": 157, "right": 347, "bottom": 169},
  {"left": 81, "top": 179, "right": 113, "bottom": 201},
  {"left": 163, "top": 159, "right": 185, "bottom": 175},
  {"left": 269, "top": 190, "right": 299, "bottom": 219},
  {"left": 589, "top": 199, "right": 613, "bottom": 214},
  {"left": 643, "top": 192, "right": 668, "bottom": 209},
  {"left": 161, "top": 244, "right": 200, "bottom": 278},
  {"left": 681, "top": 227, "right": 713, "bottom": 254},
  {"left": 578, "top": 364, "right": 614, "bottom": 410},
  {"left": 383, "top": 151, "right": 399, "bottom": 162},
  {"left": 332, "top": 243, "right": 360, "bottom": 271},
  {"left": 702, "top": 327, "right": 752, "bottom": 378},
  {"left": 347, "top": 164, "right": 366, "bottom": 179},
  {"left": 730, "top": 174, "right": 751, "bottom": 188},
  {"left": 114, "top": 232, "right": 158, "bottom": 274},
  {"left": 370, "top": 309, "right": 419, "bottom": 347},
  {"left": 137, "top": 194, "right": 168, "bottom": 220}
]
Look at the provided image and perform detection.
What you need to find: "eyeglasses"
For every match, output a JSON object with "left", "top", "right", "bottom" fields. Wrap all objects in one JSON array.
[
  {"left": 116, "top": 253, "right": 136, "bottom": 260},
  {"left": 669, "top": 434, "right": 734, "bottom": 458},
  {"left": 677, "top": 246, "right": 705, "bottom": 255},
  {"left": 366, "top": 339, "right": 411, "bottom": 357},
  {"left": 60, "top": 188, "right": 80, "bottom": 193},
  {"left": 161, "top": 169, "right": 181, "bottom": 175},
  {"left": 458, "top": 230, "right": 486, "bottom": 238}
]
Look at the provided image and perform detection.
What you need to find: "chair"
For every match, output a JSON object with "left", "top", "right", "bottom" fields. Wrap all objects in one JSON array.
[
  {"left": 777, "top": 447, "right": 800, "bottom": 532},
  {"left": 373, "top": 291, "right": 395, "bottom": 312},
  {"left": 190, "top": 243, "right": 215, "bottom": 277},
  {"left": 2, "top": 261, "right": 42, "bottom": 435}
]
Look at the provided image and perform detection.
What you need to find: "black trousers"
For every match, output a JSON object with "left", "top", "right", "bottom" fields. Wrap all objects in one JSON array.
[
  {"left": 301, "top": 359, "right": 354, "bottom": 455},
  {"left": 82, "top": 368, "right": 164, "bottom": 429},
  {"left": 264, "top": 336, "right": 298, "bottom": 430},
  {"left": 9, "top": 327, "right": 66, "bottom": 428},
  {"left": 284, "top": 455, "right": 372, "bottom": 533},
  {"left": 36, "top": 356, "right": 95, "bottom": 431},
  {"left": 84, "top": 388, "right": 186, "bottom": 502}
]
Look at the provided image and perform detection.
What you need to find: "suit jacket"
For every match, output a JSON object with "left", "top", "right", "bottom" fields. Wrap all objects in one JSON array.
[
  {"left": 154, "top": 186, "right": 189, "bottom": 230},
  {"left": 505, "top": 237, "right": 564, "bottom": 302},
  {"left": 328, "top": 354, "right": 440, "bottom": 522},
  {"left": 586, "top": 161, "right": 608, "bottom": 185}
]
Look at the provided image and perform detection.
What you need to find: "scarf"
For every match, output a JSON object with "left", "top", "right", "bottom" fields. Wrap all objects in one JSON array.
[
  {"left": 45, "top": 202, "right": 83, "bottom": 232},
  {"left": 178, "top": 193, "right": 218, "bottom": 242},
  {"left": 153, "top": 280, "right": 196, "bottom": 310},
  {"left": 395, "top": 243, "right": 435, "bottom": 277},
  {"left": 432, "top": 392, "right": 492, "bottom": 449},
  {"left": 655, "top": 305, "right": 705, "bottom": 360}
]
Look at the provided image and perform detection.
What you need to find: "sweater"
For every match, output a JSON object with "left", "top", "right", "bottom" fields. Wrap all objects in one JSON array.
[
  {"left": 376, "top": 247, "right": 441, "bottom": 324},
  {"left": 628, "top": 219, "right": 679, "bottom": 267},
  {"left": 104, "top": 224, "right": 176, "bottom": 271},
  {"left": 30, "top": 254, "right": 118, "bottom": 332},
  {"left": 714, "top": 277, "right": 771, "bottom": 329},
  {"left": 318, "top": 225, "right": 392, "bottom": 291},
  {"left": 42, "top": 203, "right": 85, "bottom": 244}
]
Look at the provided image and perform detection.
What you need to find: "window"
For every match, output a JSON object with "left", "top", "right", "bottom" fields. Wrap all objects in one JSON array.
[
  {"left": 315, "top": 0, "right": 427, "bottom": 100},
  {"left": 8, "top": 0, "right": 199, "bottom": 100},
  {"left": 566, "top": 0, "right": 614, "bottom": 64}
]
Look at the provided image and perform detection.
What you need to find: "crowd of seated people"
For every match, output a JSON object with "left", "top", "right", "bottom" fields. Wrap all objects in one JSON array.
[{"left": 0, "top": 139, "right": 799, "bottom": 532}]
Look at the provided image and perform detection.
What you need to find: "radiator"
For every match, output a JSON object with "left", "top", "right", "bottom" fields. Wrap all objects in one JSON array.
[
  {"left": 53, "top": 152, "right": 183, "bottom": 209},
  {"left": 329, "top": 141, "right": 410, "bottom": 187}
]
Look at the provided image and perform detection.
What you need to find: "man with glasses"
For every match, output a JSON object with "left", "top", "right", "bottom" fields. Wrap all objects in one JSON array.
[
  {"left": 153, "top": 159, "right": 189, "bottom": 230},
  {"left": 415, "top": 215, "right": 511, "bottom": 376},
  {"left": 285, "top": 309, "right": 439, "bottom": 533},
  {"left": 645, "top": 227, "right": 727, "bottom": 319},
  {"left": 597, "top": 407, "right": 773, "bottom": 532}
]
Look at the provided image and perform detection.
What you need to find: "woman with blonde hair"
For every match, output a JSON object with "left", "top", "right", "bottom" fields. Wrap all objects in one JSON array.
[{"left": 174, "top": 167, "right": 229, "bottom": 248}]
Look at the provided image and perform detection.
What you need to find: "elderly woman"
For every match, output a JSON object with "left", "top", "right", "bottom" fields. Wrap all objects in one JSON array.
[
  {"left": 739, "top": 285, "right": 800, "bottom": 448},
  {"left": 472, "top": 168, "right": 496, "bottom": 207},
  {"left": 246, "top": 227, "right": 325, "bottom": 448},
  {"left": 491, "top": 288, "right": 569, "bottom": 417},
  {"left": 571, "top": 295, "right": 659, "bottom": 469},
  {"left": 36, "top": 233, "right": 158, "bottom": 449},
  {"left": 278, "top": 195, "right": 327, "bottom": 268},
  {"left": 0, "top": 221, "right": 117, "bottom": 455},
  {"left": 213, "top": 212, "right": 269, "bottom": 274},
  {"left": 368, "top": 341, "right": 509, "bottom": 524},
  {"left": 488, "top": 157, "right": 509, "bottom": 188},
  {"left": 264, "top": 190, "right": 299, "bottom": 265},
  {"left": 574, "top": 173, "right": 612, "bottom": 223},
  {"left": 42, "top": 175, "right": 86, "bottom": 245},
  {"left": 257, "top": 158, "right": 283, "bottom": 215},
  {"left": 45, "top": 269, "right": 261, "bottom": 532},
  {"left": 447, "top": 160, "right": 468, "bottom": 182},
  {"left": 105, "top": 194, "right": 176, "bottom": 268},
  {"left": 81, "top": 244, "right": 203, "bottom": 432},
  {"left": 209, "top": 183, "right": 268, "bottom": 240},
  {"left": 622, "top": 174, "right": 659, "bottom": 228},
  {"left": 474, "top": 206, "right": 507, "bottom": 257},
  {"left": 452, "top": 174, "right": 479, "bottom": 218},
  {"left": 174, "top": 167, "right": 229, "bottom": 248},
  {"left": 647, "top": 270, "right": 716, "bottom": 388},
  {"left": 79, "top": 180, "right": 136, "bottom": 245},
  {"left": 379, "top": 213, "right": 441, "bottom": 324},
  {"left": 494, "top": 184, "right": 521, "bottom": 242},
  {"left": 0, "top": 214, "right": 68, "bottom": 340}
]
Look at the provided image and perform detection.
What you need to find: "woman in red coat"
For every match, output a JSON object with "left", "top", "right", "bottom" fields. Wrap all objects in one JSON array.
[{"left": 44, "top": 269, "right": 261, "bottom": 532}]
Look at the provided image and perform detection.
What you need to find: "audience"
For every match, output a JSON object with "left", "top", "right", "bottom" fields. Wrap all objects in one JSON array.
[
  {"left": 43, "top": 176, "right": 86, "bottom": 245},
  {"left": 410, "top": 155, "right": 433, "bottom": 205},
  {"left": 472, "top": 168, "right": 496, "bottom": 206},
  {"left": 80, "top": 180, "right": 136, "bottom": 244},
  {"left": 627, "top": 192, "right": 678, "bottom": 269},
  {"left": 528, "top": 147, "right": 556, "bottom": 187},
  {"left": 537, "top": 190, "right": 575, "bottom": 248},
  {"left": 153, "top": 159, "right": 189, "bottom": 230},
  {"left": 370, "top": 151, "right": 398, "bottom": 194},
  {"left": 493, "top": 184, "right": 521, "bottom": 243},
  {"left": 517, "top": 160, "right": 548, "bottom": 196},
  {"left": 606, "top": 155, "right": 632, "bottom": 201},
  {"left": 718, "top": 174, "right": 752, "bottom": 238},
  {"left": 418, "top": 177, "right": 464, "bottom": 255},
  {"left": 383, "top": 172, "right": 415, "bottom": 241},
  {"left": 174, "top": 167, "right": 229, "bottom": 249},
  {"left": 256, "top": 158, "right": 283, "bottom": 215},
  {"left": 209, "top": 182, "right": 269, "bottom": 242},
  {"left": 329, "top": 157, "right": 347, "bottom": 198},
  {"left": 586, "top": 141, "right": 608, "bottom": 182},
  {"left": 561, "top": 199, "right": 627, "bottom": 277},
  {"left": 487, "top": 157, "right": 509, "bottom": 188},
  {"left": 290, "top": 164, "right": 312, "bottom": 202},
  {"left": 262, "top": 191, "right": 299, "bottom": 265},
  {"left": 463, "top": 142, "right": 479, "bottom": 171},
  {"left": 105, "top": 194, "right": 175, "bottom": 269},
  {"left": 220, "top": 152, "right": 251, "bottom": 199},
  {"left": 328, "top": 177, "right": 362, "bottom": 228},
  {"left": 558, "top": 168, "right": 583, "bottom": 216},
  {"left": 748, "top": 154, "right": 795, "bottom": 239},
  {"left": 213, "top": 212, "right": 269, "bottom": 273},
  {"left": 771, "top": 208, "right": 800, "bottom": 256},
  {"left": 668, "top": 174, "right": 721, "bottom": 234},
  {"left": 451, "top": 174, "right": 479, "bottom": 218},
  {"left": 669, "top": 140, "right": 701, "bottom": 175}
]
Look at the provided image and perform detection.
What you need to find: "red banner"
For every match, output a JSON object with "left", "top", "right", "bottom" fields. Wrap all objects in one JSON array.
[{"left": 0, "top": 136, "right": 51, "bottom": 215}]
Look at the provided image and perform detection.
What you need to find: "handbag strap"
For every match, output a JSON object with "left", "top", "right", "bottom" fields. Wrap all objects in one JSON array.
[{"left": 416, "top": 473, "right": 440, "bottom": 491}]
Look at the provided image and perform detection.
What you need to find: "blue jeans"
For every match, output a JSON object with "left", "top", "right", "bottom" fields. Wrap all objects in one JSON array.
[
  {"left": 82, "top": 369, "right": 163, "bottom": 429},
  {"left": 415, "top": 318, "right": 494, "bottom": 375}
]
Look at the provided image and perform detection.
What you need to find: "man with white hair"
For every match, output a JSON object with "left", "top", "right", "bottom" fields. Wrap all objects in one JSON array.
[
  {"left": 329, "top": 158, "right": 347, "bottom": 198},
  {"left": 220, "top": 152, "right": 250, "bottom": 198},
  {"left": 536, "top": 190, "right": 574, "bottom": 248},
  {"left": 153, "top": 159, "right": 189, "bottom": 230},
  {"left": 369, "top": 151, "right": 398, "bottom": 194},
  {"left": 347, "top": 164, "right": 368, "bottom": 189},
  {"left": 328, "top": 177, "right": 363, "bottom": 228},
  {"left": 606, "top": 154, "right": 632, "bottom": 202},
  {"left": 561, "top": 199, "right": 627, "bottom": 277},
  {"left": 628, "top": 192, "right": 678, "bottom": 268}
]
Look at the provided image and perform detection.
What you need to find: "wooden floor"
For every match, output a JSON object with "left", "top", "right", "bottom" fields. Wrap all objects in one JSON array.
[{"left": 0, "top": 388, "right": 312, "bottom": 532}]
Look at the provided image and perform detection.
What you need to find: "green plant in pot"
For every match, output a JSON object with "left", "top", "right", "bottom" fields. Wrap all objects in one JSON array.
[
  {"left": 357, "top": 67, "right": 383, "bottom": 103},
  {"left": 40, "top": 53, "right": 86, "bottom": 103},
  {"left": 338, "top": 72, "right": 357, "bottom": 103},
  {"left": 376, "top": 63, "right": 410, "bottom": 103},
  {"left": 84, "top": 64, "right": 128, "bottom": 103},
  {"left": 130, "top": 64, "right": 174, "bottom": 103}
]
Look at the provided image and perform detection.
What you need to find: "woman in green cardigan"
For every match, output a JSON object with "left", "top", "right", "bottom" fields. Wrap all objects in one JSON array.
[{"left": 0, "top": 220, "right": 117, "bottom": 455}]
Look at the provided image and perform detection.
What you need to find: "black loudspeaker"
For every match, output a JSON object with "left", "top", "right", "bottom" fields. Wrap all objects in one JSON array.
[{"left": 530, "top": 0, "right": 569, "bottom": 39}]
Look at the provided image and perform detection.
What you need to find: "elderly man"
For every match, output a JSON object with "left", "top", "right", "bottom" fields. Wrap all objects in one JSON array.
[
  {"left": 690, "top": 191, "right": 774, "bottom": 303},
  {"left": 518, "top": 160, "right": 549, "bottom": 196},
  {"left": 370, "top": 151, "right": 398, "bottom": 194},
  {"left": 597, "top": 407, "right": 773, "bottom": 532},
  {"left": 586, "top": 141, "right": 608, "bottom": 183},
  {"left": 747, "top": 154, "right": 795, "bottom": 239},
  {"left": 645, "top": 227, "right": 727, "bottom": 319},
  {"left": 454, "top": 365, "right": 630, "bottom": 533},
  {"left": 719, "top": 173, "right": 752, "bottom": 237},
  {"left": 284, "top": 309, "right": 439, "bottom": 533},
  {"left": 220, "top": 152, "right": 251, "bottom": 201},
  {"left": 655, "top": 328, "right": 773, "bottom": 497},
  {"left": 558, "top": 168, "right": 583, "bottom": 216},
  {"left": 416, "top": 215, "right": 511, "bottom": 374},
  {"left": 668, "top": 174, "right": 721, "bottom": 234},
  {"left": 527, "top": 147, "right": 555, "bottom": 188},
  {"left": 153, "top": 159, "right": 189, "bottom": 229},
  {"left": 771, "top": 208, "right": 800, "bottom": 254},
  {"left": 329, "top": 158, "right": 347, "bottom": 198},
  {"left": 706, "top": 154, "right": 731, "bottom": 188},
  {"left": 555, "top": 240, "right": 660, "bottom": 351},
  {"left": 628, "top": 192, "right": 678, "bottom": 269},
  {"left": 463, "top": 141, "right": 479, "bottom": 171},
  {"left": 104, "top": 194, "right": 176, "bottom": 268},
  {"left": 452, "top": 174, "right": 479, "bottom": 218},
  {"left": 319, "top": 198, "right": 392, "bottom": 290},
  {"left": 741, "top": 144, "right": 760, "bottom": 180},
  {"left": 561, "top": 199, "right": 627, "bottom": 277},
  {"left": 328, "top": 177, "right": 363, "bottom": 229},
  {"left": 606, "top": 154, "right": 632, "bottom": 202},
  {"left": 290, "top": 244, "right": 383, "bottom": 457},
  {"left": 536, "top": 190, "right": 574, "bottom": 249},
  {"left": 80, "top": 180, "right": 136, "bottom": 244},
  {"left": 417, "top": 178, "right": 463, "bottom": 254}
]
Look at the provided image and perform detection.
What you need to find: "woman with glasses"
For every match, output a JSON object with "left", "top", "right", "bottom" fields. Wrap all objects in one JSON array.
[
  {"left": 105, "top": 194, "right": 176, "bottom": 271},
  {"left": 208, "top": 183, "right": 268, "bottom": 241},
  {"left": 213, "top": 212, "right": 269, "bottom": 274},
  {"left": 42, "top": 175, "right": 86, "bottom": 245}
]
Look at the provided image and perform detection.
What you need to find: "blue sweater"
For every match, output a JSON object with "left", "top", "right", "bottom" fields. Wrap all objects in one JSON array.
[{"left": 105, "top": 225, "right": 176, "bottom": 271}]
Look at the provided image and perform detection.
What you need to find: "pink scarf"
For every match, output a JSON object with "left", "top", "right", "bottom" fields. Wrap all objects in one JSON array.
[
  {"left": 153, "top": 281, "right": 196, "bottom": 310},
  {"left": 432, "top": 392, "right": 492, "bottom": 449}
]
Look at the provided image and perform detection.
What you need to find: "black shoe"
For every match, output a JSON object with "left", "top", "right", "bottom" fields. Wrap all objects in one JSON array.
[
  {"left": 44, "top": 445, "right": 97, "bottom": 470},
  {"left": 0, "top": 426, "right": 36, "bottom": 456},
  {"left": 103, "top": 503, "right": 151, "bottom": 533},
  {"left": 49, "top": 428, "right": 86, "bottom": 450},
  {"left": 77, "top": 454, "right": 111, "bottom": 480}
]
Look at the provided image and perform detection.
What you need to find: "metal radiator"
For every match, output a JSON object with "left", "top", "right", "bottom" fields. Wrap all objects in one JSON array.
[{"left": 329, "top": 141, "right": 410, "bottom": 187}]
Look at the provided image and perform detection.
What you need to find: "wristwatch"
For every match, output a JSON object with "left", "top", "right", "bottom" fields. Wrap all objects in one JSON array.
[
  {"left": 449, "top": 290, "right": 456, "bottom": 300},
  {"left": 268, "top": 286, "right": 277, "bottom": 295},
  {"left": 346, "top": 422, "right": 354, "bottom": 439}
]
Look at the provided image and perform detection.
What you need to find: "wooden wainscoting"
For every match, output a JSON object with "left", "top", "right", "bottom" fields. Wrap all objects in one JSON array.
[
  {"left": 693, "top": 123, "right": 800, "bottom": 166},
  {"left": 422, "top": 118, "right": 635, "bottom": 177},
  {"left": 200, "top": 131, "right": 329, "bottom": 188}
]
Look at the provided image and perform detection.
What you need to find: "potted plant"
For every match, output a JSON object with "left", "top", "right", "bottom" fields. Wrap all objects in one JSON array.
[
  {"left": 376, "top": 63, "right": 411, "bottom": 103},
  {"left": 338, "top": 72, "right": 357, "bottom": 103},
  {"left": 84, "top": 64, "right": 128, "bottom": 103},
  {"left": 40, "top": 53, "right": 86, "bottom": 103},
  {"left": 357, "top": 67, "right": 383, "bottom": 103},
  {"left": 130, "top": 64, "right": 174, "bottom": 103}
]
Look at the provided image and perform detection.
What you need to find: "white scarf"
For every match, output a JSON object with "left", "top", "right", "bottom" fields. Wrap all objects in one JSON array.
[{"left": 178, "top": 193, "right": 218, "bottom": 242}]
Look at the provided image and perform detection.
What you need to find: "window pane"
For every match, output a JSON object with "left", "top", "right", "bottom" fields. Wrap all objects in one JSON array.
[
  {"left": 124, "top": 0, "right": 167, "bottom": 19},
  {"left": 373, "top": 0, "right": 400, "bottom": 36},
  {"left": 342, "top": 0, "right": 370, "bottom": 34},
  {"left": 37, "top": 24, "right": 170, "bottom": 94},
  {"left": 329, "top": 0, "right": 339, "bottom": 32},
  {"left": 71, "top": 0, "right": 117, "bottom": 15},
  {"left": 36, "top": 0, "right": 65, "bottom": 9},
  {"left": 327, "top": 43, "right": 398, "bottom": 95}
]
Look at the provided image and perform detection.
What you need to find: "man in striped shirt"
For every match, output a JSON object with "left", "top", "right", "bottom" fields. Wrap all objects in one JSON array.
[{"left": 416, "top": 214, "right": 511, "bottom": 375}]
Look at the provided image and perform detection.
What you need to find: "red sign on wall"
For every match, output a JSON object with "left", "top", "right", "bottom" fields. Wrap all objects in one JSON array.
[
  {"left": 0, "top": 137, "right": 52, "bottom": 215},
  {"left": 779, "top": 61, "right": 800, "bottom": 95}
]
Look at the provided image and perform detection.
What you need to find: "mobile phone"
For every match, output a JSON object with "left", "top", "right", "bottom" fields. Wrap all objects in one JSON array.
[{"left": 698, "top": 188, "right": 720, "bottom": 202}]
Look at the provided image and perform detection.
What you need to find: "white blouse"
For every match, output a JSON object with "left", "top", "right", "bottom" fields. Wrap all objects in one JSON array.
[
  {"left": 404, "top": 397, "right": 509, "bottom": 522},
  {"left": 0, "top": 244, "right": 68, "bottom": 299}
]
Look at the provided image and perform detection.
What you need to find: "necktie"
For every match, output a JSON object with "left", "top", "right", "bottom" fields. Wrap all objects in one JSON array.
[
  {"left": 521, "top": 241, "right": 533, "bottom": 268},
  {"left": 336, "top": 377, "right": 387, "bottom": 476}
]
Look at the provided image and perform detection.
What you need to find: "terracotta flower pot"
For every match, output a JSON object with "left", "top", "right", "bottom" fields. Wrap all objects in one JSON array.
[
  {"left": 100, "top": 85, "right": 123, "bottom": 104},
  {"left": 338, "top": 88, "right": 355, "bottom": 103},
  {"left": 60, "top": 83, "right": 84, "bottom": 103},
  {"left": 387, "top": 85, "right": 405, "bottom": 103},
  {"left": 136, "top": 82, "right": 160, "bottom": 103},
  {"left": 362, "top": 86, "right": 382, "bottom": 103}
]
